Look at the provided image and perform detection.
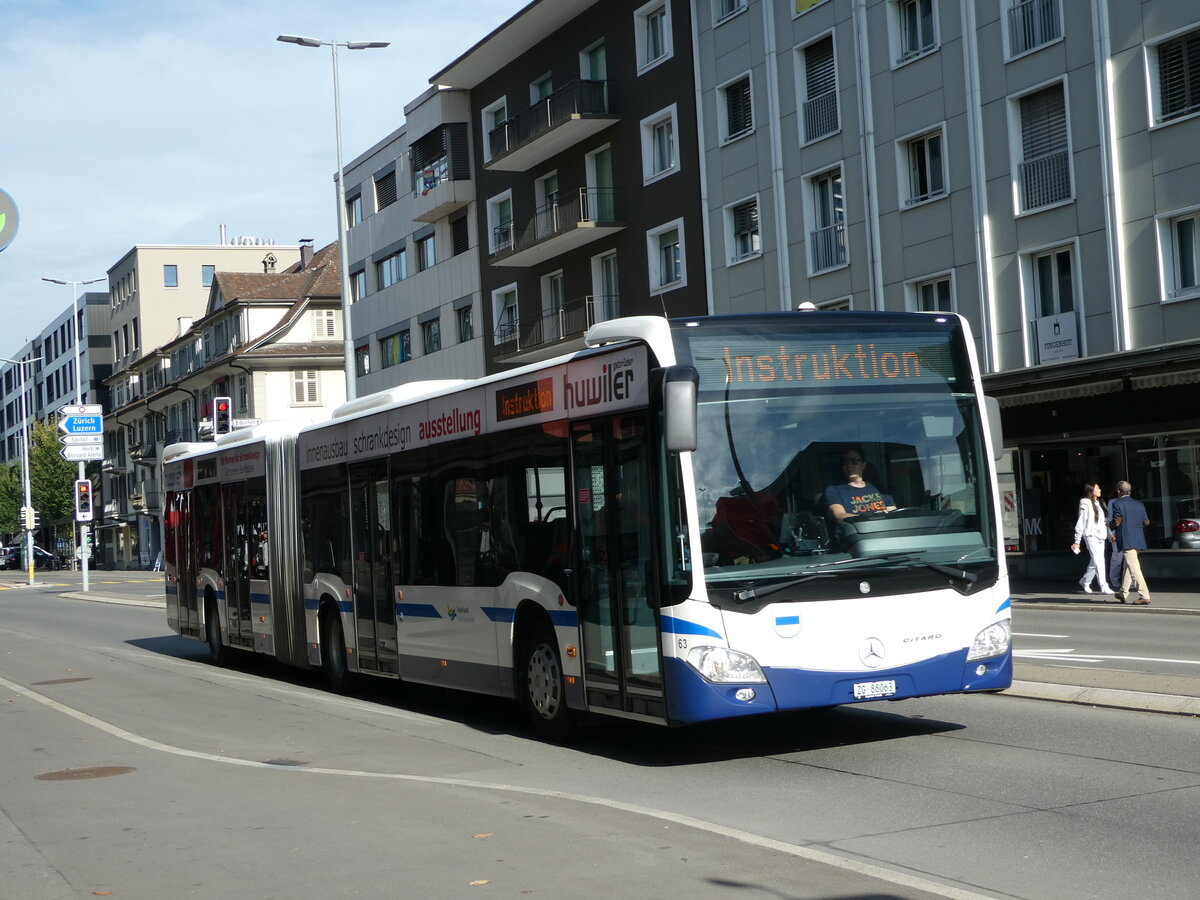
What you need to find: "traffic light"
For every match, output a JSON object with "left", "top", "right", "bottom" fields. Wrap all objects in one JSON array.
[
  {"left": 213, "top": 396, "right": 232, "bottom": 435},
  {"left": 21, "top": 506, "right": 39, "bottom": 529},
  {"left": 74, "top": 479, "right": 94, "bottom": 522}
]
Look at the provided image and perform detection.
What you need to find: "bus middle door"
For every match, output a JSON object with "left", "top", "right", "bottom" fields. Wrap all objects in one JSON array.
[
  {"left": 570, "top": 415, "right": 665, "bottom": 721},
  {"left": 349, "top": 460, "right": 399, "bottom": 676}
]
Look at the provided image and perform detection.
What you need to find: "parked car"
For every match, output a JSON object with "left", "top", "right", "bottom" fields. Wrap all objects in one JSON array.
[
  {"left": 0, "top": 546, "right": 17, "bottom": 569},
  {"left": 1172, "top": 498, "right": 1200, "bottom": 549},
  {"left": 2, "top": 545, "right": 62, "bottom": 570}
]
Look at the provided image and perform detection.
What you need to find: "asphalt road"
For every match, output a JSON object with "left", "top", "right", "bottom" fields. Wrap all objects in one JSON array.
[{"left": 3, "top": 590, "right": 1200, "bottom": 900}]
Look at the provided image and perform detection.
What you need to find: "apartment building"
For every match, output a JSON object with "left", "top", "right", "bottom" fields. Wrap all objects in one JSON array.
[
  {"left": 691, "top": 0, "right": 1200, "bottom": 573},
  {"left": 431, "top": 0, "right": 709, "bottom": 371},
  {"left": 342, "top": 87, "right": 484, "bottom": 396}
]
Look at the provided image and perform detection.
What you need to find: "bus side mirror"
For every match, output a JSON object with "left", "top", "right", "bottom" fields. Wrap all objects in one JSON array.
[
  {"left": 663, "top": 365, "right": 699, "bottom": 453},
  {"left": 984, "top": 395, "right": 1003, "bottom": 462}
]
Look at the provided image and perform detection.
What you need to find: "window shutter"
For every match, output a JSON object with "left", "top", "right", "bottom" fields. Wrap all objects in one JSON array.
[
  {"left": 451, "top": 215, "right": 470, "bottom": 256},
  {"left": 733, "top": 201, "right": 758, "bottom": 237},
  {"left": 726, "top": 77, "right": 752, "bottom": 137},
  {"left": 375, "top": 171, "right": 397, "bottom": 209},
  {"left": 805, "top": 37, "right": 836, "bottom": 98},
  {"left": 1020, "top": 85, "right": 1067, "bottom": 159},
  {"left": 1159, "top": 32, "right": 1200, "bottom": 121}
]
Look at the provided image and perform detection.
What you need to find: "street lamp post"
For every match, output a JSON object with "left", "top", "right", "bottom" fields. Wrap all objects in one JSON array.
[
  {"left": 2, "top": 356, "right": 42, "bottom": 585},
  {"left": 277, "top": 34, "right": 389, "bottom": 402},
  {"left": 43, "top": 276, "right": 103, "bottom": 591}
]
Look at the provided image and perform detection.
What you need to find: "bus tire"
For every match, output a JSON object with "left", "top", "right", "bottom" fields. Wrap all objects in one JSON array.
[
  {"left": 520, "top": 623, "right": 576, "bottom": 742},
  {"left": 205, "top": 597, "right": 228, "bottom": 666},
  {"left": 320, "top": 604, "right": 352, "bottom": 693}
]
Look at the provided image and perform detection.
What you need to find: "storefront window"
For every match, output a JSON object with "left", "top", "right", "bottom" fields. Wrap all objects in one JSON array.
[{"left": 1125, "top": 433, "right": 1200, "bottom": 546}]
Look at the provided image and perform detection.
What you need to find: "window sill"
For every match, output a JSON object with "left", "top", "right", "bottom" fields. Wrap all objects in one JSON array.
[
  {"left": 800, "top": 127, "right": 841, "bottom": 149},
  {"left": 902, "top": 190, "right": 948, "bottom": 210},
  {"left": 637, "top": 52, "right": 673, "bottom": 77},
  {"left": 720, "top": 127, "right": 755, "bottom": 148},
  {"left": 891, "top": 45, "right": 939, "bottom": 71},
  {"left": 714, "top": 6, "right": 747, "bottom": 27},
  {"left": 728, "top": 250, "right": 762, "bottom": 267},
  {"left": 808, "top": 261, "right": 849, "bottom": 278},
  {"left": 1163, "top": 287, "right": 1200, "bottom": 305},
  {"left": 643, "top": 166, "right": 680, "bottom": 187},
  {"left": 1015, "top": 196, "right": 1074, "bottom": 218},
  {"left": 1005, "top": 35, "right": 1064, "bottom": 64},
  {"left": 649, "top": 279, "right": 686, "bottom": 296},
  {"left": 1150, "top": 108, "right": 1200, "bottom": 132}
]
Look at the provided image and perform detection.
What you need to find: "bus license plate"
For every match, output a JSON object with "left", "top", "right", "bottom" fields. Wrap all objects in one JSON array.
[{"left": 853, "top": 679, "right": 897, "bottom": 699}]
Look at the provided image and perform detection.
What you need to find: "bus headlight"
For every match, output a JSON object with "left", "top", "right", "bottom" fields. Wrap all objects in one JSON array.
[
  {"left": 685, "top": 646, "right": 766, "bottom": 683},
  {"left": 966, "top": 620, "right": 1011, "bottom": 661}
]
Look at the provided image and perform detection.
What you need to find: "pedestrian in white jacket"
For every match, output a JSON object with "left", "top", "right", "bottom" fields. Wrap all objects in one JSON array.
[{"left": 1071, "top": 482, "right": 1112, "bottom": 594}]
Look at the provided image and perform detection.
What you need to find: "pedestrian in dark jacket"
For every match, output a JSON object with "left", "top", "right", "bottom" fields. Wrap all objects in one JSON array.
[{"left": 1110, "top": 481, "right": 1151, "bottom": 605}]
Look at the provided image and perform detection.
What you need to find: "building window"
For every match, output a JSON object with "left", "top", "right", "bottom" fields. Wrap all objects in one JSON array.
[
  {"left": 808, "top": 167, "right": 847, "bottom": 273},
  {"left": 493, "top": 287, "right": 519, "bottom": 345},
  {"left": 487, "top": 193, "right": 514, "bottom": 254},
  {"left": 351, "top": 269, "right": 367, "bottom": 302},
  {"left": 380, "top": 331, "right": 411, "bottom": 367},
  {"left": 715, "top": 0, "right": 747, "bottom": 24},
  {"left": 726, "top": 198, "right": 762, "bottom": 263},
  {"left": 236, "top": 374, "right": 249, "bottom": 413},
  {"left": 457, "top": 304, "right": 474, "bottom": 342},
  {"left": 377, "top": 249, "right": 407, "bottom": 289},
  {"left": 1006, "top": 0, "right": 1062, "bottom": 59},
  {"left": 416, "top": 234, "right": 436, "bottom": 272},
  {"left": 313, "top": 309, "right": 337, "bottom": 338},
  {"left": 640, "top": 106, "right": 679, "bottom": 183},
  {"left": 291, "top": 370, "right": 320, "bottom": 406},
  {"left": 482, "top": 97, "right": 508, "bottom": 163},
  {"left": 796, "top": 0, "right": 831, "bottom": 12},
  {"left": 530, "top": 73, "right": 553, "bottom": 104},
  {"left": 347, "top": 193, "right": 363, "bottom": 227},
  {"left": 912, "top": 275, "right": 953, "bottom": 312},
  {"left": 901, "top": 127, "right": 946, "bottom": 205},
  {"left": 451, "top": 214, "right": 470, "bottom": 256},
  {"left": 635, "top": 1, "right": 673, "bottom": 73},
  {"left": 374, "top": 170, "right": 397, "bottom": 210},
  {"left": 719, "top": 74, "right": 754, "bottom": 142},
  {"left": 355, "top": 345, "right": 370, "bottom": 377},
  {"left": 1161, "top": 209, "right": 1200, "bottom": 300},
  {"left": 202, "top": 265, "right": 215, "bottom": 288},
  {"left": 648, "top": 220, "right": 686, "bottom": 294},
  {"left": 1033, "top": 246, "right": 1075, "bottom": 317},
  {"left": 893, "top": 0, "right": 936, "bottom": 64},
  {"left": 163, "top": 265, "right": 178, "bottom": 288},
  {"left": 800, "top": 35, "right": 838, "bottom": 144},
  {"left": 1152, "top": 29, "right": 1200, "bottom": 125},
  {"left": 422, "top": 318, "right": 441, "bottom": 354},
  {"left": 1016, "top": 82, "right": 1071, "bottom": 212}
]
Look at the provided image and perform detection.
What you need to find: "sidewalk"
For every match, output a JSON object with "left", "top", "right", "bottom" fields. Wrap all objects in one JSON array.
[{"left": 1009, "top": 577, "right": 1200, "bottom": 716}]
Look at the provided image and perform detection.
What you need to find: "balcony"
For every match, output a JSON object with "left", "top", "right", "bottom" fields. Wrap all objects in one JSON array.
[
  {"left": 412, "top": 159, "right": 473, "bottom": 223},
  {"left": 494, "top": 295, "right": 621, "bottom": 363},
  {"left": 487, "top": 80, "right": 618, "bottom": 172},
  {"left": 489, "top": 188, "right": 625, "bottom": 268},
  {"left": 803, "top": 91, "right": 838, "bottom": 143},
  {"left": 1019, "top": 148, "right": 1071, "bottom": 211},
  {"left": 810, "top": 222, "right": 847, "bottom": 272},
  {"left": 130, "top": 440, "right": 157, "bottom": 463}
]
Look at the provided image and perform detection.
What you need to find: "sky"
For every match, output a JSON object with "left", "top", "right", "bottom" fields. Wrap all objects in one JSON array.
[{"left": 0, "top": 0, "right": 519, "bottom": 360}]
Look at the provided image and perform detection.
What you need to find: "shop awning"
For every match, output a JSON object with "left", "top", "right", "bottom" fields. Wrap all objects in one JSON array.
[{"left": 996, "top": 378, "right": 1124, "bottom": 408}]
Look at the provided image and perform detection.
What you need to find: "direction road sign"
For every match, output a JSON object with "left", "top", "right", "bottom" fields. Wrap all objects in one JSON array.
[
  {"left": 60, "top": 434, "right": 104, "bottom": 445},
  {"left": 61, "top": 444, "right": 104, "bottom": 462},
  {"left": 58, "top": 414, "right": 104, "bottom": 435},
  {"left": 58, "top": 404, "right": 103, "bottom": 417}
]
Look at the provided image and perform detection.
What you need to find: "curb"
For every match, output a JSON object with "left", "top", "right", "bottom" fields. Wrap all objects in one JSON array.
[
  {"left": 1012, "top": 601, "right": 1200, "bottom": 615},
  {"left": 58, "top": 591, "right": 165, "bottom": 609},
  {"left": 1003, "top": 680, "right": 1200, "bottom": 716}
]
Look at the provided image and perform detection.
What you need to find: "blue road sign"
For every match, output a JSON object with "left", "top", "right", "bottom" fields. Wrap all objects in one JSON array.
[{"left": 58, "top": 414, "right": 104, "bottom": 435}]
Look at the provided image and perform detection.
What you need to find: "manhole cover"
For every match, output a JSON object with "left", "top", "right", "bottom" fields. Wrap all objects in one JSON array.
[
  {"left": 36, "top": 766, "right": 136, "bottom": 781},
  {"left": 32, "top": 678, "right": 91, "bottom": 685}
]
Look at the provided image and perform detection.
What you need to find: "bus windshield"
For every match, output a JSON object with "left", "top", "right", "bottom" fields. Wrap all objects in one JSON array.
[{"left": 672, "top": 314, "right": 996, "bottom": 586}]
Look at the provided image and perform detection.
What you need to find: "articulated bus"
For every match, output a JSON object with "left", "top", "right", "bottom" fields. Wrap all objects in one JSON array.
[{"left": 163, "top": 312, "right": 1012, "bottom": 738}]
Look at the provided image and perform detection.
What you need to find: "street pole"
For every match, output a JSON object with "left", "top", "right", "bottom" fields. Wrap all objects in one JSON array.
[
  {"left": 10, "top": 358, "right": 40, "bottom": 584},
  {"left": 277, "top": 34, "right": 389, "bottom": 403},
  {"left": 44, "top": 276, "right": 102, "bottom": 591}
]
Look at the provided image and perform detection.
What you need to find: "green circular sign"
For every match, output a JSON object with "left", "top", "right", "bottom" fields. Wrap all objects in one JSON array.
[{"left": 0, "top": 188, "right": 18, "bottom": 252}]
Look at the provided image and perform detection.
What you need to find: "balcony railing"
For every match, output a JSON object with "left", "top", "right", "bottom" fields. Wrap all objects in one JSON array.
[
  {"left": 522, "top": 294, "right": 621, "bottom": 348},
  {"left": 803, "top": 90, "right": 838, "bottom": 143},
  {"left": 1008, "top": 0, "right": 1061, "bottom": 57},
  {"left": 1019, "top": 148, "right": 1071, "bottom": 211},
  {"left": 490, "top": 188, "right": 621, "bottom": 267},
  {"left": 487, "top": 80, "right": 614, "bottom": 170},
  {"left": 809, "top": 222, "right": 847, "bottom": 272},
  {"left": 164, "top": 428, "right": 195, "bottom": 446}
]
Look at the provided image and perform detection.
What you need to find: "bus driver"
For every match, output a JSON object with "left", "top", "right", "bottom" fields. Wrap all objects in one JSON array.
[{"left": 825, "top": 444, "right": 896, "bottom": 524}]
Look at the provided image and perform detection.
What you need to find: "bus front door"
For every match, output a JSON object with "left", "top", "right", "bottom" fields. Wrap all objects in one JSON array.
[
  {"left": 571, "top": 416, "right": 665, "bottom": 721},
  {"left": 349, "top": 460, "right": 399, "bottom": 676},
  {"left": 221, "top": 481, "right": 253, "bottom": 647}
]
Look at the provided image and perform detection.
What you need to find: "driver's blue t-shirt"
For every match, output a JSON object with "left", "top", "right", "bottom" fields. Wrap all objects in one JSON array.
[{"left": 825, "top": 482, "right": 893, "bottom": 517}]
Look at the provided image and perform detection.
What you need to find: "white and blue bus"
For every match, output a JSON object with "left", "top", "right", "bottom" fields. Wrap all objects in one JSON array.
[{"left": 164, "top": 312, "right": 1011, "bottom": 738}]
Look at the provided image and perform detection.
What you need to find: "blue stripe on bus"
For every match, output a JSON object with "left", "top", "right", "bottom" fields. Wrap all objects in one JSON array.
[
  {"left": 250, "top": 593, "right": 270, "bottom": 606},
  {"left": 775, "top": 615, "right": 801, "bottom": 626},
  {"left": 396, "top": 603, "right": 441, "bottom": 619},
  {"left": 995, "top": 598, "right": 1011, "bottom": 613},
  {"left": 661, "top": 615, "right": 723, "bottom": 639},
  {"left": 548, "top": 609, "right": 578, "bottom": 628},
  {"left": 303, "top": 597, "right": 353, "bottom": 613},
  {"left": 482, "top": 607, "right": 515, "bottom": 623}
]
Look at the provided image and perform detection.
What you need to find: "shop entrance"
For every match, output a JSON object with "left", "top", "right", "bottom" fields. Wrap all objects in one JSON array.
[{"left": 1019, "top": 443, "right": 1125, "bottom": 551}]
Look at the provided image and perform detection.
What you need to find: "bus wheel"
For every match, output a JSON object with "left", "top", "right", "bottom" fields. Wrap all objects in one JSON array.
[
  {"left": 205, "top": 599, "right": 228, "bottom": 665},
  {"left": 320, "top": 607, "right": 352, "bottom": 693},
  {"left": 521, "top": 625, "right": 576, "bottom": 742}
]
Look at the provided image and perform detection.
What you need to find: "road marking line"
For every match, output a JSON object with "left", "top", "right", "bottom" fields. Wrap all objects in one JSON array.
[
  {"left": 1013, "top": 632, "right": 1069, "bottom": 638},
  {"left": 0, "top": 672, "right": 993, "bottom": 900}
]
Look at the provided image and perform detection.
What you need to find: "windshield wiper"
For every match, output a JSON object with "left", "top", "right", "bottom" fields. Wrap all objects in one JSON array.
[{"left": 732, "top": 553, "right": 917, "bottom": 603}]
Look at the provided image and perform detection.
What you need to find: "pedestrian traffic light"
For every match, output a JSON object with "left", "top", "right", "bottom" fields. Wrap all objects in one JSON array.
[
  {"left": 21, "top": 506, "right": 39, "bottom": 529},
  {"left": 74, "top": 479, "right": 94, "bottom": 522},
  {"left": 214, "top": 396, "right": 232, "bottom": 435}
]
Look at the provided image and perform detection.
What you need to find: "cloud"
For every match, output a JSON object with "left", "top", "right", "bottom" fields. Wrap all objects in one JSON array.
[{"left": 0, "top": 0, "right": 515, "bottom": 356}]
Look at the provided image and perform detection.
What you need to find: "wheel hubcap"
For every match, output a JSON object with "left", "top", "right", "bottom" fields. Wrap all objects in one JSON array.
[{"left": 527, "top": 642, "right": 561, "bottom": 720}]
